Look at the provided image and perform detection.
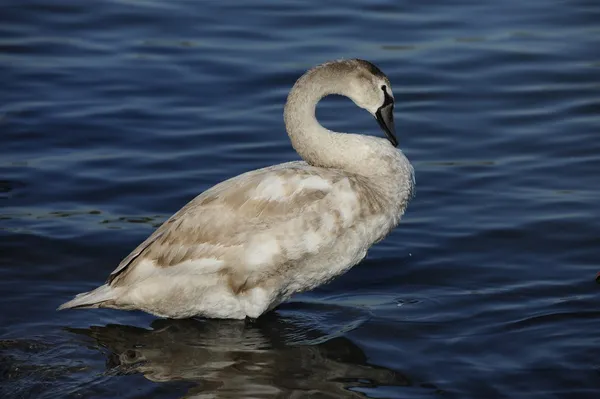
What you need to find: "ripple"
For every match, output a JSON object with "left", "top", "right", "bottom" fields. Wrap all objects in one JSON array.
[{"left": 1, "top": 0, "right": 600, "bottom": 398}]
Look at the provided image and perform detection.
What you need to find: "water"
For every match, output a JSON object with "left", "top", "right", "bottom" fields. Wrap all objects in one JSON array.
[{"left": 1, "top": 0, "right": 600, "bottom": 397}]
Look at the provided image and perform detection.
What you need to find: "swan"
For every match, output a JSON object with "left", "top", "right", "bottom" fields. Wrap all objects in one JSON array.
[{"left": 58, "top": 59, "right": 415, "bottom": 319}]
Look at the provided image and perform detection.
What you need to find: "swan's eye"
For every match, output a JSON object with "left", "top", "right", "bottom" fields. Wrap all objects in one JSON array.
[{"left": 380, "top": 85, "right": 394, "bottom": 107}]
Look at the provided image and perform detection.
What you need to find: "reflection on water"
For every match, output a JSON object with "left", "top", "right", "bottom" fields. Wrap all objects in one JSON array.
[{"left": 68, "top": 310, "right": 412, "bottom": 398}]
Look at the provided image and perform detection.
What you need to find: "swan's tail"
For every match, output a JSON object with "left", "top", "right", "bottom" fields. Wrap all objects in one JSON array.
[{"left": 57, "top": 284, "right": 116, "bottom": 310}]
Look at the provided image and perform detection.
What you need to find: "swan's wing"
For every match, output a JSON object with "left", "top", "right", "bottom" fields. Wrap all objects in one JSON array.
[{"left": 107, "top": 162, "right": 376, "bottom": 287}]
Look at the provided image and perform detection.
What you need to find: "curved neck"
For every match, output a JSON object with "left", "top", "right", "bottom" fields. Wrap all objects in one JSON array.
[
  {"left": 284, "top": 66, "right": 374, "bottom": 171},
  {"left": 284, "top": 66, "right": 341, "bottom": 166},
  {"left": 283, "top": 64, "right": 402, "bottom": 179}
]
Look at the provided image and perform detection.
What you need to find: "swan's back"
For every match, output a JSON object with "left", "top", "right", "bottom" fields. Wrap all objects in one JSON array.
[{"left": 109, "top": 161, "right": 399, "bottom": 287}]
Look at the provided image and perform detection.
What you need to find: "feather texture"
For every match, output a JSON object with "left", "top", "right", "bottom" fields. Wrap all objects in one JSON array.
[{"left": 58, "top": 59, "right": 415, "bottom": 319}]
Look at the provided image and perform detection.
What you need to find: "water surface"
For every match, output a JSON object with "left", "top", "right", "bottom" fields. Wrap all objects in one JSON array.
[{"left": 2, "top": 0, "right": 600, "bottom": 398}]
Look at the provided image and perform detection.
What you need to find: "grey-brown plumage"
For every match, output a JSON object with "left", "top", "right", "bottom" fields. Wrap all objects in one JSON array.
[{"left": 58, "top": 59, "right": 414, "bottom": 319}]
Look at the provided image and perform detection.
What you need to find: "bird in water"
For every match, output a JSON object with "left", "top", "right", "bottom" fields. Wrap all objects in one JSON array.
[{"left": 59, "top": 59, "right": 415, "bottom": 319}]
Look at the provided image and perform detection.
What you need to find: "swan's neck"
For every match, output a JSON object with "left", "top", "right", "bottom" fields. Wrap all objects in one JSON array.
[{"left": 283, "top": 66, "right": 394, "bottom": 177}]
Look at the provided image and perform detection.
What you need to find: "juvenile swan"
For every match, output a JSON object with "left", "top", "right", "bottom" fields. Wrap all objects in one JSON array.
[{"left": 59, "top": 59, "right": 415, "bottom": 319}]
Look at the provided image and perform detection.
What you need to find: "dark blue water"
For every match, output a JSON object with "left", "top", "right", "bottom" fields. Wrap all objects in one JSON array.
[{"left": 2, "top": 0, "right": 600, "bottom": 397}]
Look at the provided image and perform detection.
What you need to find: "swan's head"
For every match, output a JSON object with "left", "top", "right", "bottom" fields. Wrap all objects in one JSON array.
[{"left": 344, "top": 59, "right": 397, "bottom": 147}]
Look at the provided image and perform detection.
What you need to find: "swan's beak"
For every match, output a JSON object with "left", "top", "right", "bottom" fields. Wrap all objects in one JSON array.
[{"left": 375, "top": 102, "right": 398, "bottom": 147}]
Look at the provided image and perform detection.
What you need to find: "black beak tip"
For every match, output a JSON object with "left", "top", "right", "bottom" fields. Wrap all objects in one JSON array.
[{"left": 375, "top": 106, "right": 398, "bottom": 147}]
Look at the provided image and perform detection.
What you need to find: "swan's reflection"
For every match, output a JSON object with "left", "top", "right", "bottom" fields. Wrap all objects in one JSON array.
[{"left": 69, "top": 303, "right": 410, "bottom": 398}]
